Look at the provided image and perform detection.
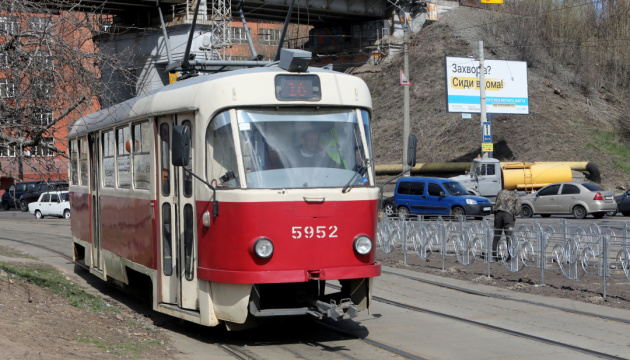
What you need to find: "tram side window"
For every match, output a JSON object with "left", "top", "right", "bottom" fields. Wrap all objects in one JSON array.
[
  {"left": 207, "top": 111, "right": 239, "bottom": 188},
  {"left": 182, "top": 120, "right": 192, "bottom": 197},
  {"left": 116, "top": 127, "right": 131, "bottom": 188},
  {"left": 69, "top": 140, "right": 78, "bottom": 185},
  {"left": 160, "top": 123, "right": 170, "bottom": 196},
  {"left": 79, "top": 137, "right": 88, "bottom": 186},
  {"left": 162, "top": 203, "right": 172, "bottom": 276},
  {"left": 102, "top": 130, "right": 115, "bottom": 187},
  {"left": 133, "top": 122, "right": 151, "bottom": 190}
]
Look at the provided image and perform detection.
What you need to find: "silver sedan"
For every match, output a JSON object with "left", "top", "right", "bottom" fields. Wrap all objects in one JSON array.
[{"left": 520, "top": 182, "right": 616, "bottom": 219}]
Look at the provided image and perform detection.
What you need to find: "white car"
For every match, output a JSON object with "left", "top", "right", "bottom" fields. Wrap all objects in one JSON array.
[{"left": 28, "top": 191, "right": 71, "bottom": 219}]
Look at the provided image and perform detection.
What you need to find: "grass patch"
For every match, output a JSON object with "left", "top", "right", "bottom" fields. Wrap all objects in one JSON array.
[
  {"left": 587, "top": 132, "right": 630, "bottom": 173},
  {"left": 0, "top": 262, "right": 119, "bottom": 313},
  {"left": 0, "top": 245, "right": 36, "bottom": 259}
]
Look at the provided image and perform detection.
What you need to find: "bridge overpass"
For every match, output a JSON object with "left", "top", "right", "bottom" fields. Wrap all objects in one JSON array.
[
  {"left": 73, "top": 0, "right": 389, "bottom": 26},
  {"left": 62, "top": 0, "right": 454, "bottom": 104}
]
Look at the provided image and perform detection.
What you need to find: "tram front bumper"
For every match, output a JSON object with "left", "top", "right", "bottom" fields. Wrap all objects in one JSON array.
[
  {"left": 198, "top": 262, "right": 381, "bottom": 284},
  {"left": 249, "top": 298, "right": 358, "bottom": 320}
]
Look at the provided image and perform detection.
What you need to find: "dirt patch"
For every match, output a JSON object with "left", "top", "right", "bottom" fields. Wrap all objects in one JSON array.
[
  {"left": 0, "top": 261, "right": 177, "bottom": 359},
  {"left": 354, "top": 5, "right": 630, "bottom": 190},
  {"left": 377, "top": 250, "right": 630, "bottom": 310}
]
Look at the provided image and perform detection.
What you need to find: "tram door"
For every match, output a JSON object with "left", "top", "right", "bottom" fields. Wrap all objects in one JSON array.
[
  {"left": 157, "top": 114, "right": 199, "bottom": 310},
  {"left": 88, "top": 135, "right": 103, "bottom": 272}
]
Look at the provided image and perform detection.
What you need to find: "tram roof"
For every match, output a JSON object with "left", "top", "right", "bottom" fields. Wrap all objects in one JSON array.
[{"left": 68, "top": 65, "right": 372, "bottom": 138}]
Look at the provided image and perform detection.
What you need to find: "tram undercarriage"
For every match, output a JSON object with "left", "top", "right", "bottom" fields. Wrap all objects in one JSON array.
[{"left": 249, "top": 278, "right": 371, "bottom": 320}]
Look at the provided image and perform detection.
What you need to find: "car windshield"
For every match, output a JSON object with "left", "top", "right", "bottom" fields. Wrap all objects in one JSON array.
[
  {"left": 217, "top": 108, "right": 372, "bottom": 189},
  {"left": 443, "top": 181, "right": 469, "bottom": 195},
  {"left": 60, "top": 192, "right": 69, "bottom": 202},
  {"left": 581, "top": 183, "right": 603, "bottom": 192}
]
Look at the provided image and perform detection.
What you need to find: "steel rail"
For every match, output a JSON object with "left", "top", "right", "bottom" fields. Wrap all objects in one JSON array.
[
  {"left": 327, "top": 281, "right": 628, "bottom": 360},
  {"left": 315, "top": 320, "right": 428, "bottom": 360},
  {"left": 382, "top": 269, "right": 630, "bottom": 325},
  {"left": 371, "top": 293, "right": 627, "bottom": 360},
  {"left": 215, "top": 343, "right": 254, "bottom": 360}
]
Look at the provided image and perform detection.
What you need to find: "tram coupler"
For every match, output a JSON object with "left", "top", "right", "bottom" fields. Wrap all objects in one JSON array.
[{"left": 314, "top": 298, "right": 358, "bottom": 320}]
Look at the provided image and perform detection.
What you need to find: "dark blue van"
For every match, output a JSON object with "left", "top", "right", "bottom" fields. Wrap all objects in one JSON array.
[
  {"left": 393, "top": 177, "right": 492, "bottom": 217},
  {"left": 1, "top": 181, "right": 42, "bottom": 210}
]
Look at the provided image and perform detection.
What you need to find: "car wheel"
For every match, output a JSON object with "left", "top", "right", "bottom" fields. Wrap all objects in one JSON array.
[
  {"left": 20, "top": 201, "right": 29, "bottom": 212},
  {"left": 1, "top": 201, "right": 8, "bottom": 211},
  {"left": 451, "top": 206, "right": 465, "bottom": 216},
  {"left": 384, "top": 203, "right": 395, "bottom": 216},
  {"left": 622, "top": 211, "right": 630, "bottom": 217},
  {"left": 35, "top": 210, "right": 44, "bottom": 220},
  {"left": 521, "top": 205, "right": 533, "bottom": 218},
  {"left": 64, "top": 210, "right": 71, "bottom": 219},
  {"left": 572, "top": 205, "right": 587, "bottom": 219},
  {"left": 397, "top": 206, "right": 410, "bottom": 217}
]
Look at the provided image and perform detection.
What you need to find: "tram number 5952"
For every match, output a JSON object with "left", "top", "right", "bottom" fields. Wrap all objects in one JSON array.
[{"left": 292, "top": 226, "right": 338, "bottom": 239}]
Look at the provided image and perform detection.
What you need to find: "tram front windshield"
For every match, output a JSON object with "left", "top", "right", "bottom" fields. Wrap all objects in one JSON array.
[{"left": 208, "top": 108, "right": 372, "bottom": 189}]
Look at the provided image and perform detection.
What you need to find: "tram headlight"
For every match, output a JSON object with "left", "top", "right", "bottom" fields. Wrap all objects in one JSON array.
[
  {"left": 354, "top": 236, "right": 373, "bottom": 255},
  {"left": 253, "top": 238, "right": 274, "bottom": 259}
]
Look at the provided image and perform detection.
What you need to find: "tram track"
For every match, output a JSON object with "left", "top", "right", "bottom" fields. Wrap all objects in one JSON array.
[
  {"left": 4, "top": 234, "right": 628, "bottom": 359},
  {"left": 315, "top": 320, "right": 428, "bottom": 360},
  {"left": 382, "top": 269, "right": 630, "bottom": 325},
  {"left": 0, "top": 236, "right": 259, "bottom": 359},
  {"left": 1, "top": 236, "right": 410, "bottom": 360},
  {"left": 371, "top": 293, "right": 626, "bottom": 360},
  {"left": 326, "top": 269, "right": 630, "bottom": 360}
]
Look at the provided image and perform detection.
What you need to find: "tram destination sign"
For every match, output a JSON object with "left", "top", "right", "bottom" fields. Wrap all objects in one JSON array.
[
  {"left": 275, "top": 75, "right": 322, "bottom": 101},
  {"left": 445, "top": 56, "right": 528, "bottom": 115}
]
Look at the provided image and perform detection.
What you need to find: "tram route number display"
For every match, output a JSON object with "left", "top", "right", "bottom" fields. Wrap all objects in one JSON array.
[{"left": 292, "top": 226, "right": 338, "bottom": 239}]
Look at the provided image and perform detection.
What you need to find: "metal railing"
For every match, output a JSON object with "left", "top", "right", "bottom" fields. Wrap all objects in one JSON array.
[{"left": 377, "top": 216, "right": 630, "bottom": 298}]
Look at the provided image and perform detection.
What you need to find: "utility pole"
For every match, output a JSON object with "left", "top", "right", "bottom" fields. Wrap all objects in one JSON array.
[
  {"left": 478, "top": 41, "right": 489, "bottom": 158},
  {"left": 402, "top": 27, "right": 410, "bottom": 174}
]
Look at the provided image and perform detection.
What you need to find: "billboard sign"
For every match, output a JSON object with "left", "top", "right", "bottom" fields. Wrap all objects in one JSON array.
[{"left": 445, "top": 56, "right": 528, "bottom": 114}]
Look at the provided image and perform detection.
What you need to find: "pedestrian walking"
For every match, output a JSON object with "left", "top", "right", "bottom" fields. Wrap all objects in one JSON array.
[{"left": 492, "top": 189, "right": 522, "bottom": 261}]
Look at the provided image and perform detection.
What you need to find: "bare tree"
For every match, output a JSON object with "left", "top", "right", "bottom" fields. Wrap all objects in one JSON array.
[{"left": 0, "top": 0, "right": 134, "bottom": 182}]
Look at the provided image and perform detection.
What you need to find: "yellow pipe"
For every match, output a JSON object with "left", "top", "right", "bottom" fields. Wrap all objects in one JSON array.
[{"left": 375, "top": 161, "right": 592, "bottom": 175}]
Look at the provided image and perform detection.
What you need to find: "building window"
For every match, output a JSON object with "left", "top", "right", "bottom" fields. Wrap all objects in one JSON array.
[
  {"left": 0, "top": 78, "right": 15, "bottom": 98},
  {"left": 29, "top": 17, "right": 50, "bottom": 32},
  {"left": 231, "top": 27, "right": 248, "bottom": 45},
  {"left": 37, "top": 112, "right": 53, "bottom": 126},
  {"left": 33, "top": 52, "right": 53, "bottom": 69},
  {"left": 0, "top": 16, "right": 19, "bottom": 35},
  {"left": 0, "top": 53, "right": 8, "bottom": 68},
  {"left": 259, "top": 28, "right": 281, "bottom": 46},
  {"left": 27, "top": 138, "right": 54, "bottom": 157},
  {"left": 32, "top": 79, "right": 53, "bottom": 98}
]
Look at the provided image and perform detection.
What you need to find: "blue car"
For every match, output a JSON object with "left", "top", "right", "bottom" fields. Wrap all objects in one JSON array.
[{"left": 393, "top": 177, "right": 492, "bottom": 217}]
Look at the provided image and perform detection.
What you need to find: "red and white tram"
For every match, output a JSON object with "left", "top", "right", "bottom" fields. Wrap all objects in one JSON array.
[{"left": 68, "top": 49, "right": 380, "bottom": 329}]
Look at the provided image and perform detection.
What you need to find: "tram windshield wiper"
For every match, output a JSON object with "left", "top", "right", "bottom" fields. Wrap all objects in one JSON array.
[{"left": 342, "top": 162, "right": 368, "bottom": 194}]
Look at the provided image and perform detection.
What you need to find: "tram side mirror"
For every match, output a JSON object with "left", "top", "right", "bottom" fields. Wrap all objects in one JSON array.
[
  {"left": 172, "top": 125, "right": 190, "bottom": 167},
  {"left": 407, "top": 134, "right": 417, "bottom": 168}
]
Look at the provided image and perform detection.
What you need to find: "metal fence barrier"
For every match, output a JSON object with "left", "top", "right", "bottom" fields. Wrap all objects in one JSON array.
[{"left": 377, "top": 216, "right": 630, "bottom": 299}]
